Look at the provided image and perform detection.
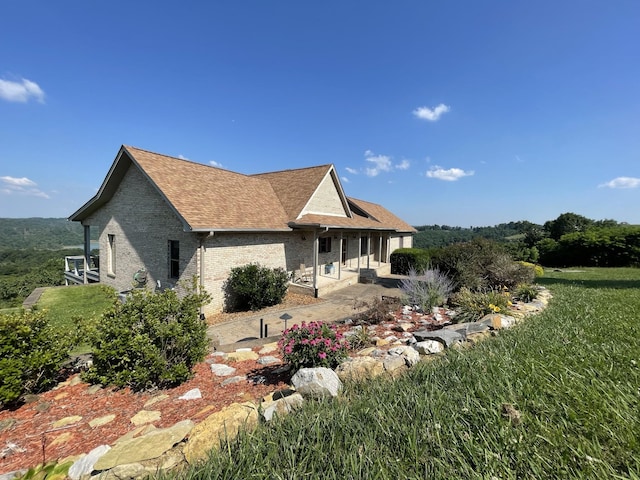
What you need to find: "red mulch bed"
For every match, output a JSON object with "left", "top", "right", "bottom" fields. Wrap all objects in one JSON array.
[
  {"left": 0, "top": 302, "right": 451, "bottom": 474},
  {"left": 0, "top": 355, "right": 290, "bottom": 473}
]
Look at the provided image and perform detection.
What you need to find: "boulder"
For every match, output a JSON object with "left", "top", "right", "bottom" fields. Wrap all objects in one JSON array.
[
  {"left": 480, "top": 314, "right": 517, "bottom": 330},
  {"left": 412, "top": 329, "right": 463, "bottom": 348},
  {"left": 183, "top": 402, "right": 259, "bottom": 464},
  {"left": 383, "top": 355, "right": 406, "bottom": 373},
  {"left": 262, "top": 393, "right": 304, "bottom": 421},
  {"left": 291, "top": 368, "right": 342, "bottom": 399},
  {"left": 94, "top": 420, "right": 194, "bottom": 471},
  {"left": 414, "top": 340, "right": 445, "bottom": 355},
  {"left": 335, "top": 357, "right": 384, "bottom": 382},
  {"left": 68, "top": 445, "right": 111, "bottom": 480},
  {"left": 387, "top": 346, "right": 420, "bottom": 367}
]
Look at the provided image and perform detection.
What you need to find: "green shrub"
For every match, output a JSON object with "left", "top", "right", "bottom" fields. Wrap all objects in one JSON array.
[
  {"left": 390, "top": 248, "right": 431, "bottom": 275},
  {"left": 0, "top": 309, "right": 74, "bottom": 408},
  {"left": 399, "top": 267, "right": 454, "bottom": 311},
  {"left": 514, "top": 283, "right": 539, "bottom": 302},
  {"left": 450, "top": 287, "right": 513, "bottom": 323},
  {"left": 83, "top": 282, "right": 210, "bottom": 391},
  {"left": 224, "top": 263, "right": 289, "bottom": 312},
  {"left": 431, "top": 239, "right": 534, "bottom": 291},
  {"left": 279, "top": 321, "right": 349, "bottom": 371},
  {"left": 519, "top": 261, "right": 544, "bottom": 277}
]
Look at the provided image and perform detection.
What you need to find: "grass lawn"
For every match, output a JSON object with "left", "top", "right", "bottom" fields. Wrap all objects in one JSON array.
[
  {"left": 36, "top": 284, "right": 116, "bottom": 354},
  {"left": 177, "top": 268, "right": 640, "bottom": 479}
]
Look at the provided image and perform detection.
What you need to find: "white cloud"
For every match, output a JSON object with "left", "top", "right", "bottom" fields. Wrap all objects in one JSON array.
[
  {"left": 209, "top": 160, "right": 223, "bottom": 168},
  {"left": 413, "top": 103, "right": 450, "bottom": 122},
  {"left": 599, "top": 177, "right": 640, "bottom": 189},
  {"left": 396, "top": 159, "right": 410, "bottom": 170},
  {"left": 364, "top": 150, "right": 392, "bottom": 177},
  {"left": 178, "top": 154, "right": 189, "bottom": 160},
  {"left": 0, "top": 77, "right": 45, "bottom": 103},
  {"left": 0, "top": 176, "right": 50, "bottom": 198},
  {"left": 0, "top": 176, "right": 37, "bottom": 187},
  {"left": 345, "top": 167, "right": 358, "bottom": 175},
  {"left": 341, "top": 176, "right": 349, "bottom": 183},
  {"left": 426, "top": 166, "right": 474, "bottom": 181}
]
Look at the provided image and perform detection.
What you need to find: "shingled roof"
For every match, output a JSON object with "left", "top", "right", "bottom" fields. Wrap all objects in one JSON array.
[{"left": 70, "top": 145, "right": 416, "bottom": 234}]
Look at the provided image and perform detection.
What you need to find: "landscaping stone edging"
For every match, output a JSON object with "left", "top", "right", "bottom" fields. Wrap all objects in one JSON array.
[{"left": 1, "top": 287, "right": 552, "bottom": 480}]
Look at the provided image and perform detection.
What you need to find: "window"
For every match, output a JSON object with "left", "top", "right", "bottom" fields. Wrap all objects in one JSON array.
[
  {"left": 360, "top": 236, "right": 370, "bottom": 255},
  {"left": 107, "top": 234, "right": 116, "bottom": 276},
  {"left": 169, "top": 240, "right": 180, "bottom": 279},
  {"left": 318, "top": 237, "right": 331, "bottom": 253}
]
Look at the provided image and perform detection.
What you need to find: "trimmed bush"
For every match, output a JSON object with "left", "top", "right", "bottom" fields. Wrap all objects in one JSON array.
[
  {"left": 400, "top": 267, "right": 454, "bottom": 311},
  {"left": 0, "top": 309, "right": 74, "bottom": 408},
  {"left": 224, "top": 263, "right": 289, "bottom": 312},
  {"left": 83, "top": 283, "right": 210, "bottom": 391},
  {"left": 390, "top": 248, "right": 431, "bottom": 275}
]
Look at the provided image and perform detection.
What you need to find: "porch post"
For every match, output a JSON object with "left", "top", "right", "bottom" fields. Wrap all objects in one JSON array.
[
  {"left": 312, "top": 230, "right": 318, "bottom": 293},
  {"left": 366, "top": 234, "right": 371, "bottom": 269},
  {"left": 83, "top": 224, "right": 91, "bottom": 284},
  {"left": 357, "top": 232, "right": 361, "bottom": 273},
  {"left": 338, "top": 232, "right": 342, "bottom": 280},
  {"left": 386, "top": 235, "right": 391, "bottom": 262},
  {"left": 378, "top": 234, "right": 382, "bottom": 267}
]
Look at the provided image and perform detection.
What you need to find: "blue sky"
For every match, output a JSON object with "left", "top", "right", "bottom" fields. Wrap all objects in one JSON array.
[{"left": 1, "top": 1, "right": 639, "bottom": 227}]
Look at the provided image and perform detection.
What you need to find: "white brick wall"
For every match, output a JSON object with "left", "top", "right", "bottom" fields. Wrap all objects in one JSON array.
[{"left": 83, "top": 165, "right": 198, "bottom": 295}]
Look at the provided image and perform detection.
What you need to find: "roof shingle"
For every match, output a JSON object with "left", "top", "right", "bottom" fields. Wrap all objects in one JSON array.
[{"left": 71, "top": 145, "right": 415, "bottom": 234}]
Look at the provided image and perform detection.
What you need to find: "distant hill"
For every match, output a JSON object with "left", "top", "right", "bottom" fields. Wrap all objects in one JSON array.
[
  {"left": 413, "top": 221, "right": 538, "bottom": 249},
  {"left": 0, "top": 218, "right": 98, "bottom": 250}
]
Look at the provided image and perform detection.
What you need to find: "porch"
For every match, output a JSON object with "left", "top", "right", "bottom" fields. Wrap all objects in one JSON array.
[
  {"left": 64, "top": 255, "right": 100, "bottom": 285},
  {"left": 288, "top": 262, "right": 392, "bottom": 298}
]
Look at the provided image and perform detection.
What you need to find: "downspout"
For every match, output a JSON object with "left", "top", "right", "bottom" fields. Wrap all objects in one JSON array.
[{"left": 198, "top": 232, "right": 213, "bottom": 319}]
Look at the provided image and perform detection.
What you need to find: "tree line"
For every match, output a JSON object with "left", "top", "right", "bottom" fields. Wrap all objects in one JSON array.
[{"left": 414, "top": 213, "right": 640, "bottom": 268}]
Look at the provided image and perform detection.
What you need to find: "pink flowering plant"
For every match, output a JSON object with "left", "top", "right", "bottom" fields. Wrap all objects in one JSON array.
[{"left": 278, "top": 321, "right": 350, "bottom": 370}]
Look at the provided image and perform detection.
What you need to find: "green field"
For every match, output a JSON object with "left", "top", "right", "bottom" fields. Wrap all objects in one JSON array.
[
  {"left": 36, "top": 284, "right": 116, "bottom": 354},
  {"left": 175, "top": 268, "right": 640, "bottom": 479}
]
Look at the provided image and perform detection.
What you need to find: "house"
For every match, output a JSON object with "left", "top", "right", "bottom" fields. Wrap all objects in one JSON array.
[{"left": 69, "top": 145, "right": 416, "bottom": 315}]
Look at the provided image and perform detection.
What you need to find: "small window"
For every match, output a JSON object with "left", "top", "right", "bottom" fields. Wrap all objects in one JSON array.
[
  {"left": 169, "top": 240, "right": 180, "bottom": 279},
  {"left": 107, "top": 234, "right": 116, "bottom": 276},
  {"left": 319, "top": 237, "right": 332, "bottom": 253}
]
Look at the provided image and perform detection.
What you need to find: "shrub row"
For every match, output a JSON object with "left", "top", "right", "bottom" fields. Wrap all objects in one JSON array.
[{"left": 390, "top": 248, "right": 431, "bottom": 275}]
